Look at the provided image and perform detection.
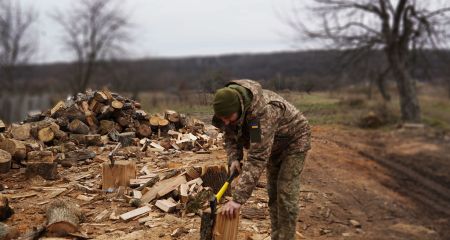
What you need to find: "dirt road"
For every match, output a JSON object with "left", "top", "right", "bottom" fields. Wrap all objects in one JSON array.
[{"left": 1, "top": 125, "right": 449, "bottom": 239}]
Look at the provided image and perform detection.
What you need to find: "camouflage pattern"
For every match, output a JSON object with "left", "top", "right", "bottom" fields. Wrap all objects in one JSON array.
[{"left": 214, "top": 79, "right": 311, "bottom": 240}]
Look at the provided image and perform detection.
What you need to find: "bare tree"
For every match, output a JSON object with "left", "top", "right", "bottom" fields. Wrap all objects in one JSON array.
[
  {"left": 0, "top": 0, "right": 37, "bottom": 93},
  {"left": 53, "top": 0, "right": 130, "bottom": 94},
  {"left": 289, "top": 0, "right": 450, "bottom": 122}
]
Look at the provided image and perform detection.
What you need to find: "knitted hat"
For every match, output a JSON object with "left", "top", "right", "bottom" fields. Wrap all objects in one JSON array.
[{"left": 213, "top": 87, "right": 241, "bottom": 117}]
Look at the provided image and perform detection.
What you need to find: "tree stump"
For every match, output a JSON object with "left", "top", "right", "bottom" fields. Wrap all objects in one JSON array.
[
  {"left": 200, "top": 209, "right": 214, "bottom": 240},
  {"left": 213, "top": 208, "right": 240, "bottom": 240},
  {"left": 0, "top": 149, "right": 11, "bottom": 174},
  {"left": 46, "top": 199, "right": 81, "bottom": 237},
  {"left": 26, "top": 151, "right": 58, "bottom": 180},
  {"left": 102, "top": 160, "right": 136, "bottom": 190},
  {"left": 0, "top": 196, "right": 13, "bottom": 221},
  {"left": 0, "top": 223, "right": 18, "bottom": 240}
]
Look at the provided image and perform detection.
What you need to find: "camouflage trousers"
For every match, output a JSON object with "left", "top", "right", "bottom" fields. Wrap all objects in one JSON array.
[{"left": 267, "top": 144, "right": 307, "bottom": 240}]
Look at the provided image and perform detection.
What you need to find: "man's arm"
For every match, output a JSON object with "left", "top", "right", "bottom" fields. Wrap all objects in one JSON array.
[
  {"left": 232, "top": 104, "right": 279, "bottom": 205},
  {"left": 224, "top": 126, "right": 244, "bottom": 165}
]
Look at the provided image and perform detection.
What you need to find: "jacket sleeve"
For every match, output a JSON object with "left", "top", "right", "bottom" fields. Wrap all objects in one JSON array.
[
  {"left": 223, "top": 125, "right": 244, "bottom": 165},
  {"left": 233, "top": 104, "right": 279, "bottom": 204}
]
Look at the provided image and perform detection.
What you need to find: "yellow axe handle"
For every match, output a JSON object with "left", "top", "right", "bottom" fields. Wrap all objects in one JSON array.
[{"left": 215, "top": 181, "right": 230, "bottom": 202}]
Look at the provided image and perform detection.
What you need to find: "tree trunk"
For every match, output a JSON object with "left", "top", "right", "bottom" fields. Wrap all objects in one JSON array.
[
  {"left": 376, "top": 68, "right": 391, "bottom": 101},
  {"left": 388, "top": 53, "right": 421, "bottom": 122}
]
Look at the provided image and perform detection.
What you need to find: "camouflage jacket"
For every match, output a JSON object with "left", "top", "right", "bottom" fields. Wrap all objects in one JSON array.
[{"left": 215, "top": 79, "right": 311, "bottom": 204}]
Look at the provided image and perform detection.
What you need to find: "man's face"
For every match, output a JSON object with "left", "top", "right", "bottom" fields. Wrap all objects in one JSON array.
[{"left": 218, "top": 112, "right": 239, "bottom": 126}]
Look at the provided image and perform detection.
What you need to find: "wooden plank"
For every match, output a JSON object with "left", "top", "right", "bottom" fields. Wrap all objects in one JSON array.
[
  {"left": 141, "top": 175, "right": 186, "bottom": 203},
  {"left": 133, "top": 190, "right": 142, "bottom": 199},
  {"left": 119, "top": 206, "right": 151, "bottom": 221},
  {"left": 102, "top": 160, "right": 136, "bottom": 190}
]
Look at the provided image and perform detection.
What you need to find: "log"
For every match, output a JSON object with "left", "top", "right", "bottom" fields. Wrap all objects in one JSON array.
[
  {"left": 180, "top": 184, "right": 189, "bottom": 203},
  {"left": 85, "top": 134, "right": 103, "bottom": 146},
  {"left": 10, "top": 123, "right": 31, "bottom": 140},
  {"left": 111, "top": 100, "right": 124, "bottom": 110},
  {"left": 102, "top": 160, "right": 136, "bottom": 190},
  {"left": 137, "top": 124, "right": 152, "bottom": 138},
  {"left": 46, "top": 199, "right": 81, "bottom": 237},
  {"left": 27, "top": 150, "right": 55, "bottom": 162},
  {"left": 134, "top": 110, "right": 148, "bottom": 120},
  {"left": 0, "top": 149, "right": 11, "bottom": 174},
  {"left": 213, "top": 208, "right": 240, "bottom": 240},
  {"left": 68, "top": 119, "right": 90, "bottom": 134},
  {"left": 0, "top": 139, "right": 27, "bottom": 161},
  {"left": 64, "top": 149, "right": 96, "bottom": 162},
  {"left": 38, "top": 127, "right": 55, "bottom": 143},
  {"left": 98, "top": 120, "right": 115, "bottom": 135},
  {"left": 200, "top": 209, "right": 214, "bottom": 240},
  {"left": 0, "top": 223, "right": 18, "bottom": 240},
  {"left": 0, "top": 196, "right": 13, "bottom": 221},
  {"left": 149, "top": 116, "right": 161, "bottom": 129},
  {"left": 164, "top": 110, "right": 180, "bottom": 122}
]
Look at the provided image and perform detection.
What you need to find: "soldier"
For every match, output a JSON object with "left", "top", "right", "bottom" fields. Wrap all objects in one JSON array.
[{"left": 212, "top": 79, "right": 311, "bottom": 240}]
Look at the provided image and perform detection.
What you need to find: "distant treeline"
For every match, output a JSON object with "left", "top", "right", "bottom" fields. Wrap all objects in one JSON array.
[{"left": 9, "top": 49, "right": 450, "bottom": 95}]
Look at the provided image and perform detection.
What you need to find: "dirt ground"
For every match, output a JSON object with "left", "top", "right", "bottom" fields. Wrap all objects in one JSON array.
[{"left": 1, "top": 124, "right": 449, "bottom": 239}]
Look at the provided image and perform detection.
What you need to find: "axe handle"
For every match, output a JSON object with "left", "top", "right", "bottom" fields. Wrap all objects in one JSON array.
[{"left": 215, "top": 170, "right": 239, "bottom": 202}]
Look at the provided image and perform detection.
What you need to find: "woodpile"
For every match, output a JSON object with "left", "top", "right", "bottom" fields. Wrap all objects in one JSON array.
[{"left": 0, "top": 89, "right": 222, "bottom": 176}]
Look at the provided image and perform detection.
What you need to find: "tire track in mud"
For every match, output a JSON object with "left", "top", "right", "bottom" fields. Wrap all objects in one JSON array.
[{"left": 325, "top": 136, "right": 450, "bottom": 217}]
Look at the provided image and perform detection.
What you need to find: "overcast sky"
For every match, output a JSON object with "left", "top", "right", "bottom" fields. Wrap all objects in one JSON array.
[{"left": 21, "top": 0, "right": 303, "bottom": 63}]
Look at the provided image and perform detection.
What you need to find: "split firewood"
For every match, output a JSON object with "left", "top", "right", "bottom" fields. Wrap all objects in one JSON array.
[
  {"left": 134, "top": 110, "right": 148, "bottom": 120},
  {"left": 0, "top": 196, "right": 13, "bottom": 221},
  {"left": 68, "top": 119, "right": 90, "bottom": 134},
  {"left": 141, "top": 175, "right": 187, "bottom": 203},
  {"left": 10, "top": 123, "right": 31, "bottom": 140},
  {"left": 94, "top": 91, "right": 108, "bottom": 103},
  {"left": 119, "top": 205, "right": 151, "bottom": 221},
  {"left": 165, "top": 110, "right": 180, "bottom": 123},
  {"left": 63, "top": 105, "right": 86, "bottom": 122},
  {"left": 0, "top": 120, "right": 5, "bottom": 132},
  {"left": 111, "top": 100, "right": 124, "bottom": 110},
  {"left": 135, "top": 175, "right": 160, "bottom": 191},
  {"left": 46, "top": 199, "right": 81, "bottom": 237},
  {"left": 51, "top": 101, "right": 66, "bottom": 117},
  {"left": 180, "top": 184, "right": 189, "bottom": 203},
  {"left": 27, "top": 110, "right": 43, "bottom": 122},
  {"left": 241, "top": 207, "right": 267, "bottom": 220},
  {"left": 0, "top": 149, "right": 12, "bottom": 174},
  {"left": 155, "top": 199, "right": 177, "bottom": 213},
  {"left": 0, "top": 138, "right": 27, "bottom": 161},
  {"left": 98, "top": 120, "right": 116, "bottom": 135},
  {"left": 185, "top": 166, "right": 201, "bottom": 180}
]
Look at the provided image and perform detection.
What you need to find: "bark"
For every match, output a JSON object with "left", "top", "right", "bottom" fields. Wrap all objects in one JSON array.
[{"left": 389, "top": 55, "right": 421, "bottom": 122}]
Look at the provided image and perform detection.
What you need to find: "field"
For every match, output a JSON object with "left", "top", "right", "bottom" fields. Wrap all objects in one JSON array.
[{"left": 1, "top": 84, "right": 449, "bottom": 239}]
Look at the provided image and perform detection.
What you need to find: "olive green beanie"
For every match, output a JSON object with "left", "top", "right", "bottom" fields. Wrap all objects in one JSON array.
[{"left": 213, "top": 87, "right": 241, "bottom": 117}]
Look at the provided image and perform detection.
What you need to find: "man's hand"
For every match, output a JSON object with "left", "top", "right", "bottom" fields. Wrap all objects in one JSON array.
[
  {"left": 221, "top": 200, "right": 241, "bottom": 219},
  {"left": 229, "top": 160, "right": 241, "bottom": 175}
]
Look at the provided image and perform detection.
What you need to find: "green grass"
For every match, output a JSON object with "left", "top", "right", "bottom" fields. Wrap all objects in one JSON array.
[{"left": 137, "top": 89, "right": 450, "bottom": 131}]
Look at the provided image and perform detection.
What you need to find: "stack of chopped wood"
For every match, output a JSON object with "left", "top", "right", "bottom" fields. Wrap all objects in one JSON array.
[
  {"left": 116, "top": 164, "right": 228, "bottom": 224},
  {"left": 0, "top": 89, "right": 222, "bottom": 176}
]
